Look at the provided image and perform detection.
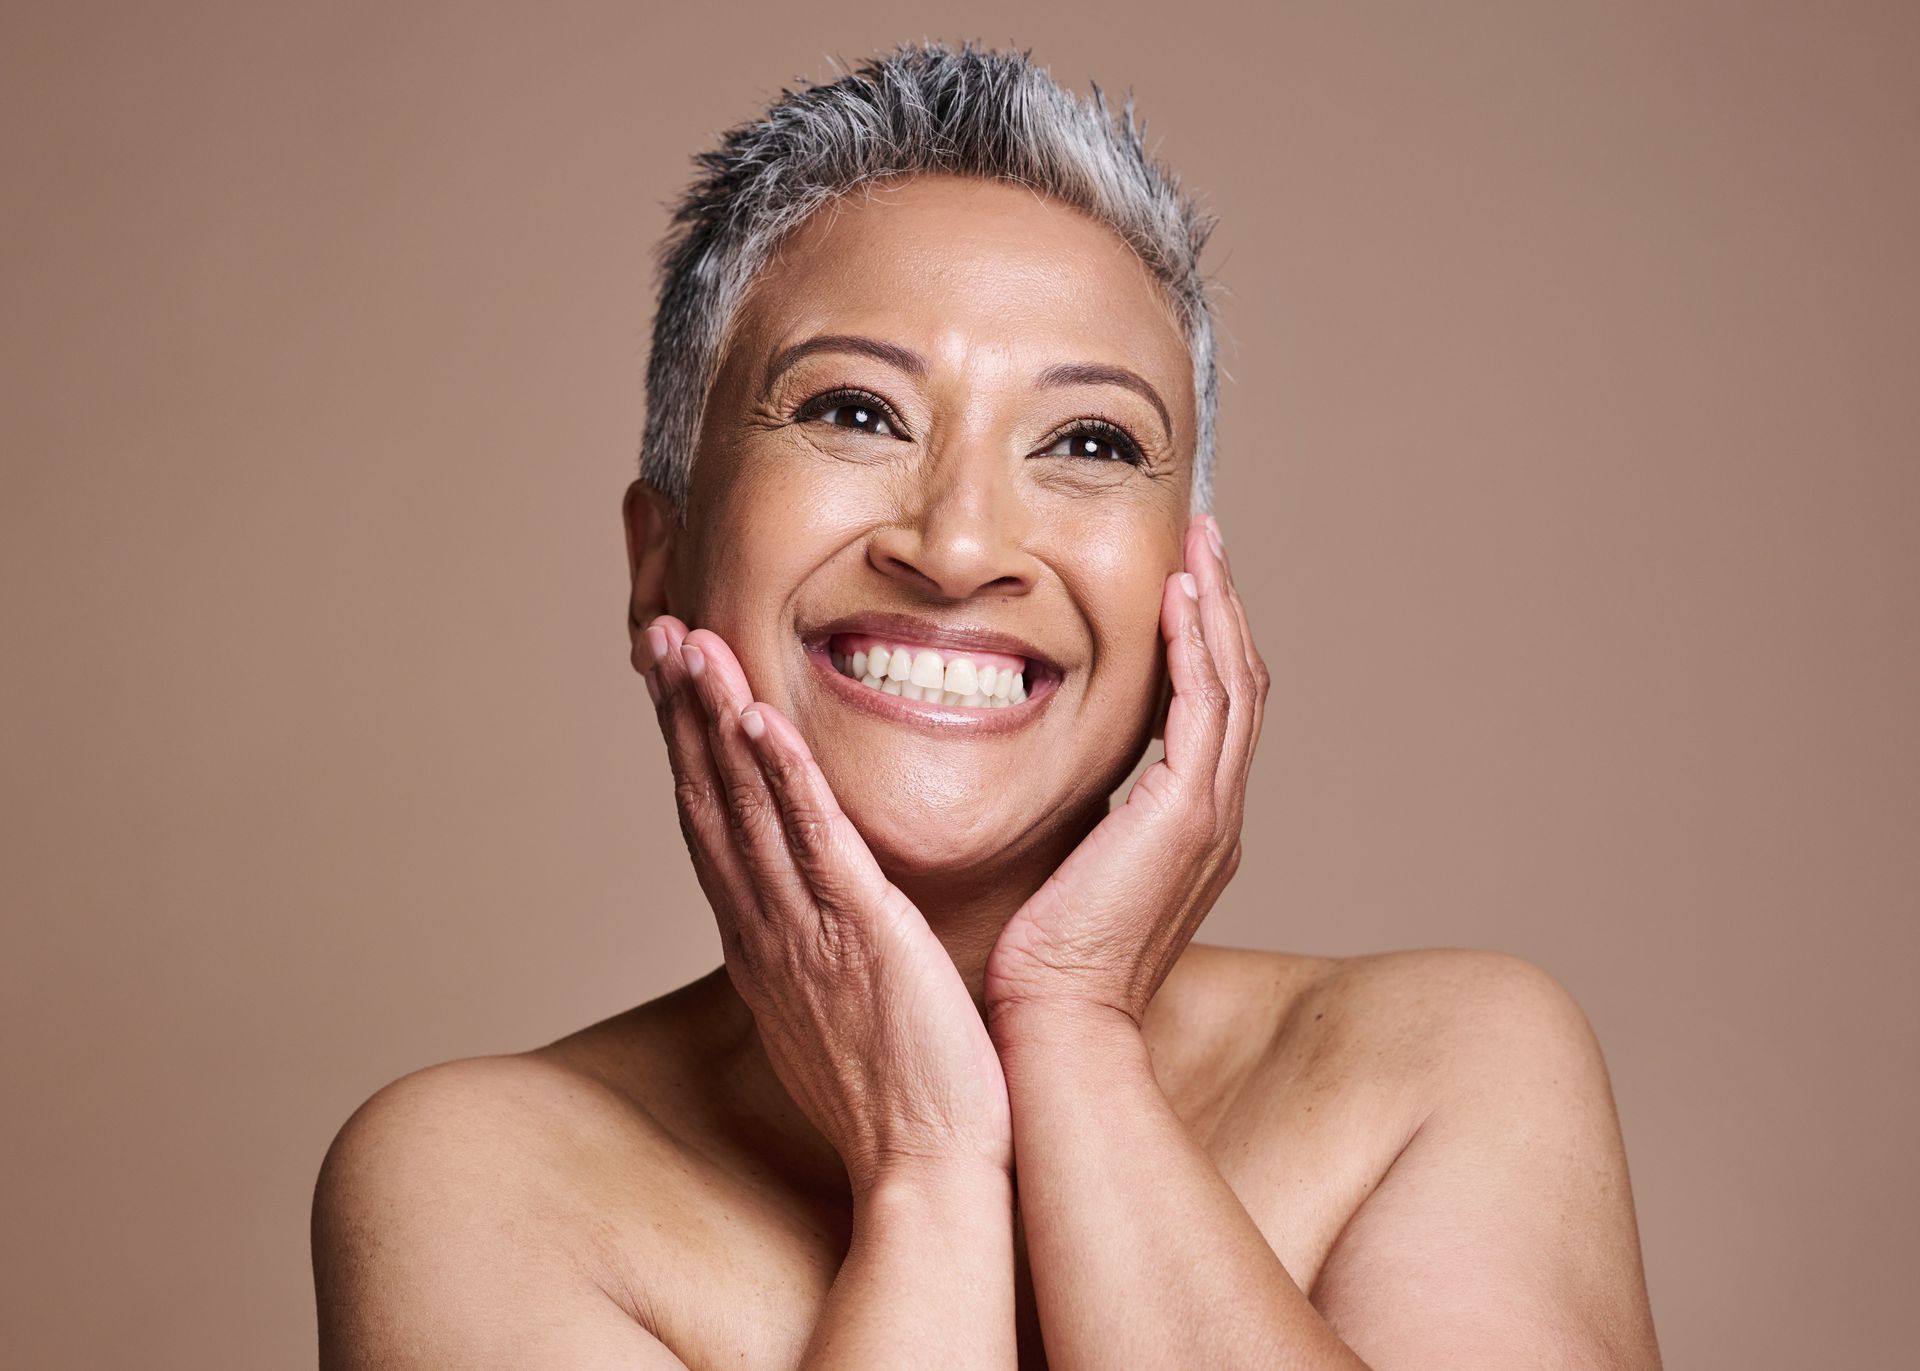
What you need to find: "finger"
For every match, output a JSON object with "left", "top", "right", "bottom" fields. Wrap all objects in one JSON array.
[
  {"left": 639, "top": 616, "right": 669, "bottom": 705},
  {"left": 1186, "top": 518, "right": 1258, "bottom": 772},
  {"left": 680, "top": 628, "right": 816, "bottom": 921},
  {"left": 644, "top": 617, "right": 758, "bottom": 957},
  {"left": 1158, "top": 554, "right": 1230, "bottom": 799},
  {"left": 1201, "top": 514, "right": 1270, "bottom": 755},
  {"left": 738, "top": 701, "right": 897, "bottom": 923}
]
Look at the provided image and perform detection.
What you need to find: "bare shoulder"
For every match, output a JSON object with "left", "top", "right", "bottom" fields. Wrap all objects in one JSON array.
[
  {"left": 1175, "top": 943, "right": 1610, "bottom": 1099},
  {"left": 311, "top": 1053, "right": 685, "bottom": 1369},
  {"left": 1273, "top": 947, "right": 1663, "bottom": 1369},
  {"left": 1296, "top": 944, "right": 1605, "bottom": 1073}
]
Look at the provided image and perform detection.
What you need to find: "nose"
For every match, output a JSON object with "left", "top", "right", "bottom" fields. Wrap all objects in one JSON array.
[{"left": 867, "top": 441, "right": 1037, "bottom": 601}]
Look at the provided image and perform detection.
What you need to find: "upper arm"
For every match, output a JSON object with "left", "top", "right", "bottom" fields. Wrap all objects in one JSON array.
[
  {"left": 311, "top": 1057, "right": 688, "bottom": 1371},
  {"left": 1309, "top": 951, "right": 1662, "bottom": 1370}
]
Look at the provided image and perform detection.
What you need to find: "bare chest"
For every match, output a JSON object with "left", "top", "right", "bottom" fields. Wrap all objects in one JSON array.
[{"left": 599, "top": 1042, "right": 1417, "bottom": 1371}]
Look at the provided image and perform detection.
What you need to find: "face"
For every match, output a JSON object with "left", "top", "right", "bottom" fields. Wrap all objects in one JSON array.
[{"left": 627, "top": 174, "right": 1197, "bottom": 885}]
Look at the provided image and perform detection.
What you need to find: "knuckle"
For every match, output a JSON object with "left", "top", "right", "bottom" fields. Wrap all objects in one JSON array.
[
  {"left": 656, "top": 679, "right": 696, "bottom": 723},
  {"left": 671, "top": 773, "right": 716, "bottom": 822},
  {"left": 809, "top": 877, "right": 864, "bottom": 925},
  {"left": 723, "top": 773, "right": 777, "bottom": 832},
  {"left": 759, "top": 743, "right": 808, "bottom": 797},
  {"left": 780, "top": 802, "right": 833, "bottom": 865},
  {"left": 1190, "top": 676, "right": 1231, "bottom": 718}
]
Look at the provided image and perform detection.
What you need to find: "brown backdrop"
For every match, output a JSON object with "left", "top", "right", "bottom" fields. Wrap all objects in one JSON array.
[{"left": 3, "top": 3, "right": 1915, "bottom": 1366}]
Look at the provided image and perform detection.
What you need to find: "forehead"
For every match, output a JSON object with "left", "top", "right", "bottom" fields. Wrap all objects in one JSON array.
[{"left": 724, "top": 174, "right": 1195, "bottom": 423}]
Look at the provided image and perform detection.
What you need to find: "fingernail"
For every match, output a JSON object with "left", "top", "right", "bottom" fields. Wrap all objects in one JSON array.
[
  {"left": 1180, "top": 572, "right": 1199, "bottom": 600},
  {"left": 740, "top": 707, "right": 765, "bottom": 740},
  {"left": 1205, "top": 516, "right": 1224, "bottom": 558},
  {"left": 683, "top": 644, "right": 705, "bottom": 679},
  {"left": 644, "top": 671, "right": 662, "bottom": 704},
  {"left": 645, "top": 625, "right": 668, "bottom": 665}
]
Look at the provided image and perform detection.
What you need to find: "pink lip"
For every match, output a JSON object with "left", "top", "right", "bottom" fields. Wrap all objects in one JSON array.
[{"left": 804, "top": 643, "right": 1058, "bottom": 733}]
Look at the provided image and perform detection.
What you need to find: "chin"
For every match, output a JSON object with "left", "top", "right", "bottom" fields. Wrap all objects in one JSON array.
[
  {"left": 841, "top": 788, "right": 1015, "bottom": 879},
  {"left": 833, "top": 764, "right": 1105, "bottom": 890}
]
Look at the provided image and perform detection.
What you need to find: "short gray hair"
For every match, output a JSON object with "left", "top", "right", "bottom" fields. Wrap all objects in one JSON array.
[{"left": 638, "top": 40, "right": 1220, "bottom": 519}]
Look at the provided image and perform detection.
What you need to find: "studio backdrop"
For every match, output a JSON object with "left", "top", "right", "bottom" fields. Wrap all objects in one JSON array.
[{"left": 2, "top": 3, "right": 1915, "bottom": 1368}]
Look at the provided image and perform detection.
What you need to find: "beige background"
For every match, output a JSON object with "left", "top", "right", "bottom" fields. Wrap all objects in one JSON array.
[{"left": 3, "top": 2, "right": 1915, "bottom": 1366}]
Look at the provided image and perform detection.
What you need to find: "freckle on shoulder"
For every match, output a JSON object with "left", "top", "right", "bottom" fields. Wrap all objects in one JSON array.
[
  {"left": 1290, "top": 947, "right": 1594, "bottom": 1083},
  {"left": 1161, "top": 941, "right": 1336, "bottom": 1037}
]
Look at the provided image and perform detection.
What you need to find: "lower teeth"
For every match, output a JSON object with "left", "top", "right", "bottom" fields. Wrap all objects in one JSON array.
[{"left": 829, "top": 653, "right": 1026, "bottom": 707}]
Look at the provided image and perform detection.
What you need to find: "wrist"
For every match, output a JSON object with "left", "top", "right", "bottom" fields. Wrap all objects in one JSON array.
[
  {"left": 985, "top": 994, "right": 1146, "bottom": 1064},
  {"left": 852, "top": 1152, "right": 1013, "bottom": 1218}
]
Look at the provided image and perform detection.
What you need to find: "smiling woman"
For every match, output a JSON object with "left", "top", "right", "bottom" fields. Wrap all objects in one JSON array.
[{"left": 311, "top": 41, "right": 1662, "bottom": 1371}]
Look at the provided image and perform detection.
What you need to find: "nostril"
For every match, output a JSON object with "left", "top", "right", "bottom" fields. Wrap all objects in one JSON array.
[{"left": 866, "top": 521, "right": 1036, "bottom": 601}]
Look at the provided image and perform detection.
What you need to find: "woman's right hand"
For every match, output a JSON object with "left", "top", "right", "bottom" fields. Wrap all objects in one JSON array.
[{"left": 641, "top": 615, "right": 1013, "bottom": 1195}]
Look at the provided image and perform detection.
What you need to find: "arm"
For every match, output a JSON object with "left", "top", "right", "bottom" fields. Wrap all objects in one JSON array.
[
  {"left": 316, "top": 615, "right": 1025, "bottom": 1369},
  {"left": 986, "top": 518, "right": 1657, "bottom": 1366},
  {"left": 312, "top": 1065, "right": 1016, "bottom": 1371},
  {"left": 1308, "top": 952, "right": 1664, "bottom": 1369},
  {"left": 995, "top": 1002, "right": 1367, "bottom": 1370},
  {"left": 995, "top": 953, "right": 1664, "bottom": 1370},
  {"left": 986, "top": 512, "right": 1342, "bottom": 1367},
  {"left": 312, "top": 1058, "right": 697, "bottom": 1371},
  {"left": 650, "top": 620, "right": 1019, "bottom": 1368},
  {"left": 801, "top": 1159, "right": 1016, "bottom": 1367}
]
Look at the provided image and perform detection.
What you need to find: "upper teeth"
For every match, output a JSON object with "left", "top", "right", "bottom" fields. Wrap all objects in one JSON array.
[{"left": 829, "top": 643, "right": 1027, "bottom": 707}]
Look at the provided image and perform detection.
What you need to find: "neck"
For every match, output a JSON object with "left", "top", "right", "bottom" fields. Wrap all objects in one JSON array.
[
  {"left": 696, "top": 799, "right": 1107, "bottom": 1192},
  {"left": 897, "top": 791, "right": 1107, "bottom": 1001}
]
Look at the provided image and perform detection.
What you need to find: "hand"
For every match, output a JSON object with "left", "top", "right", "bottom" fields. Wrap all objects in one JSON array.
[
  {"left": 983, "top": 514, "right": 1270, "bottom": 1037},
  {"left": 642, "top": 616, "right": 1013, "bottom": 1194}
]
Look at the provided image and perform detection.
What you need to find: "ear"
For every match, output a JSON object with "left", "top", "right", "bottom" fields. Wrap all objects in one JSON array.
[{"left": 622, "top": 478, "right": 678, "bottom": 670}]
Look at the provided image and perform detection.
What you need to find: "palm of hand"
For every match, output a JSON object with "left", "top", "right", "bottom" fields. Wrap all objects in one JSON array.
[{"left": 985, "top": 517, "right": 1266, "bottom": 1030}]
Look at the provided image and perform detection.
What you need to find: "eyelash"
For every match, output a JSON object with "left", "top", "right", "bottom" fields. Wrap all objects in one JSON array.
[
  {"left": 1045, "top": 417, "right": 1147, "bottom": 468},
  {"left": 794, "top": 388, "right": 907, "bottom": 437},
  {"left": 794, "top": 388, "right": 1148, "bottom": 467}
]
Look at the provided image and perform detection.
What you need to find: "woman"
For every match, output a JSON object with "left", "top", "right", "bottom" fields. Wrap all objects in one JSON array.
[{"left": 313, "top": 42, "right": 1662, "bottom": 1369}]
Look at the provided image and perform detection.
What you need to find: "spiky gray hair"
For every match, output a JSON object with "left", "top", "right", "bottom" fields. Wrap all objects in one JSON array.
[{"left": 638, "top": 40, "right": 1220, "bottom": 519}]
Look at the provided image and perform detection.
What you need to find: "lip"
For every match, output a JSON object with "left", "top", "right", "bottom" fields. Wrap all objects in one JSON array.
[
  {"left": 803, "top": 639, "right": 1060, "bottom": 734},
  {"left": 801, "top": 611, "right": 1064, "bottom": 681}
]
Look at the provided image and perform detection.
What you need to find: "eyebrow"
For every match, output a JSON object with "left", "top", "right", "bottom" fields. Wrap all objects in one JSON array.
[
  {"left": 762, "top": 333, "right": 1173, "bottom": 443},
  {"left": 1036, "top": 361, "right": 1173, "bottom": 444},
  {"left": 763, "top": 334, "right": 927, "bottom": 396}
]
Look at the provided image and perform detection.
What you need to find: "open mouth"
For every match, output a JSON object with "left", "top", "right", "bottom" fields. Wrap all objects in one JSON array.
[
  {"left": 797, "top": 614, "right": 1062, "bottom": 722},
  {"left": 825, "top": 634, "right": 1028, "bottom": 707}
]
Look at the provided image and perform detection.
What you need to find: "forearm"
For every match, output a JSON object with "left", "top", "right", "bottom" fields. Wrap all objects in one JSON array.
[
  {"left": 996, "top": 1006, "right": 1369, "bottom": 1371},
  {"left": 799, "top": 1159, "right": 1017, "bottom": 1370}
]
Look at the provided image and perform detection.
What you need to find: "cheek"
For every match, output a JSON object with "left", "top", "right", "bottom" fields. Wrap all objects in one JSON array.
[
  {"left": 681, "top": 463, "right": 883, "bottom": 687},
  {"left": 705, "top": 438, "right": 896, "bottom": 569},
  {"left": 1103, "top": 590, "right": 1171, "bottom": 719},
  {"left": 1046, "top": 516, "right": 1178, "bottom": 720}
]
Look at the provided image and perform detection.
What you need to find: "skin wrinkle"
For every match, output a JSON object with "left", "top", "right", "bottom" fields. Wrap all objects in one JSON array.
[
  {"left": 639, "top": 175, "right": 1194, "bottom": 992},
  {"left": 760, "top": 335, "right": 1175, "bottom": 455},
  {"left": 312, "top": 49, "right": 1654, "bottom": 1371},
  {"left": 639, "top": 44, "right": 1219, "bottom": 520},
  {"left": 1035, "top": 361, "right": 1174, "bottom": 445}
]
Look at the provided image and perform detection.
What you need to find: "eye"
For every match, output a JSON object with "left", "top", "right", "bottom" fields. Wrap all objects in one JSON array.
[
  {"left": 798, "top": 389, "right": 903, "bottom": 438},
  {"left": 1038, "top": 420, "right": 1145, "bottom": 466}
]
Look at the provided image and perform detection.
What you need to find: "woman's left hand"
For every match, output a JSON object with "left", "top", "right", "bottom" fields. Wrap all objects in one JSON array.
[{"left": 983, "top": 513, "right": 1269, "bottom": 1038}]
